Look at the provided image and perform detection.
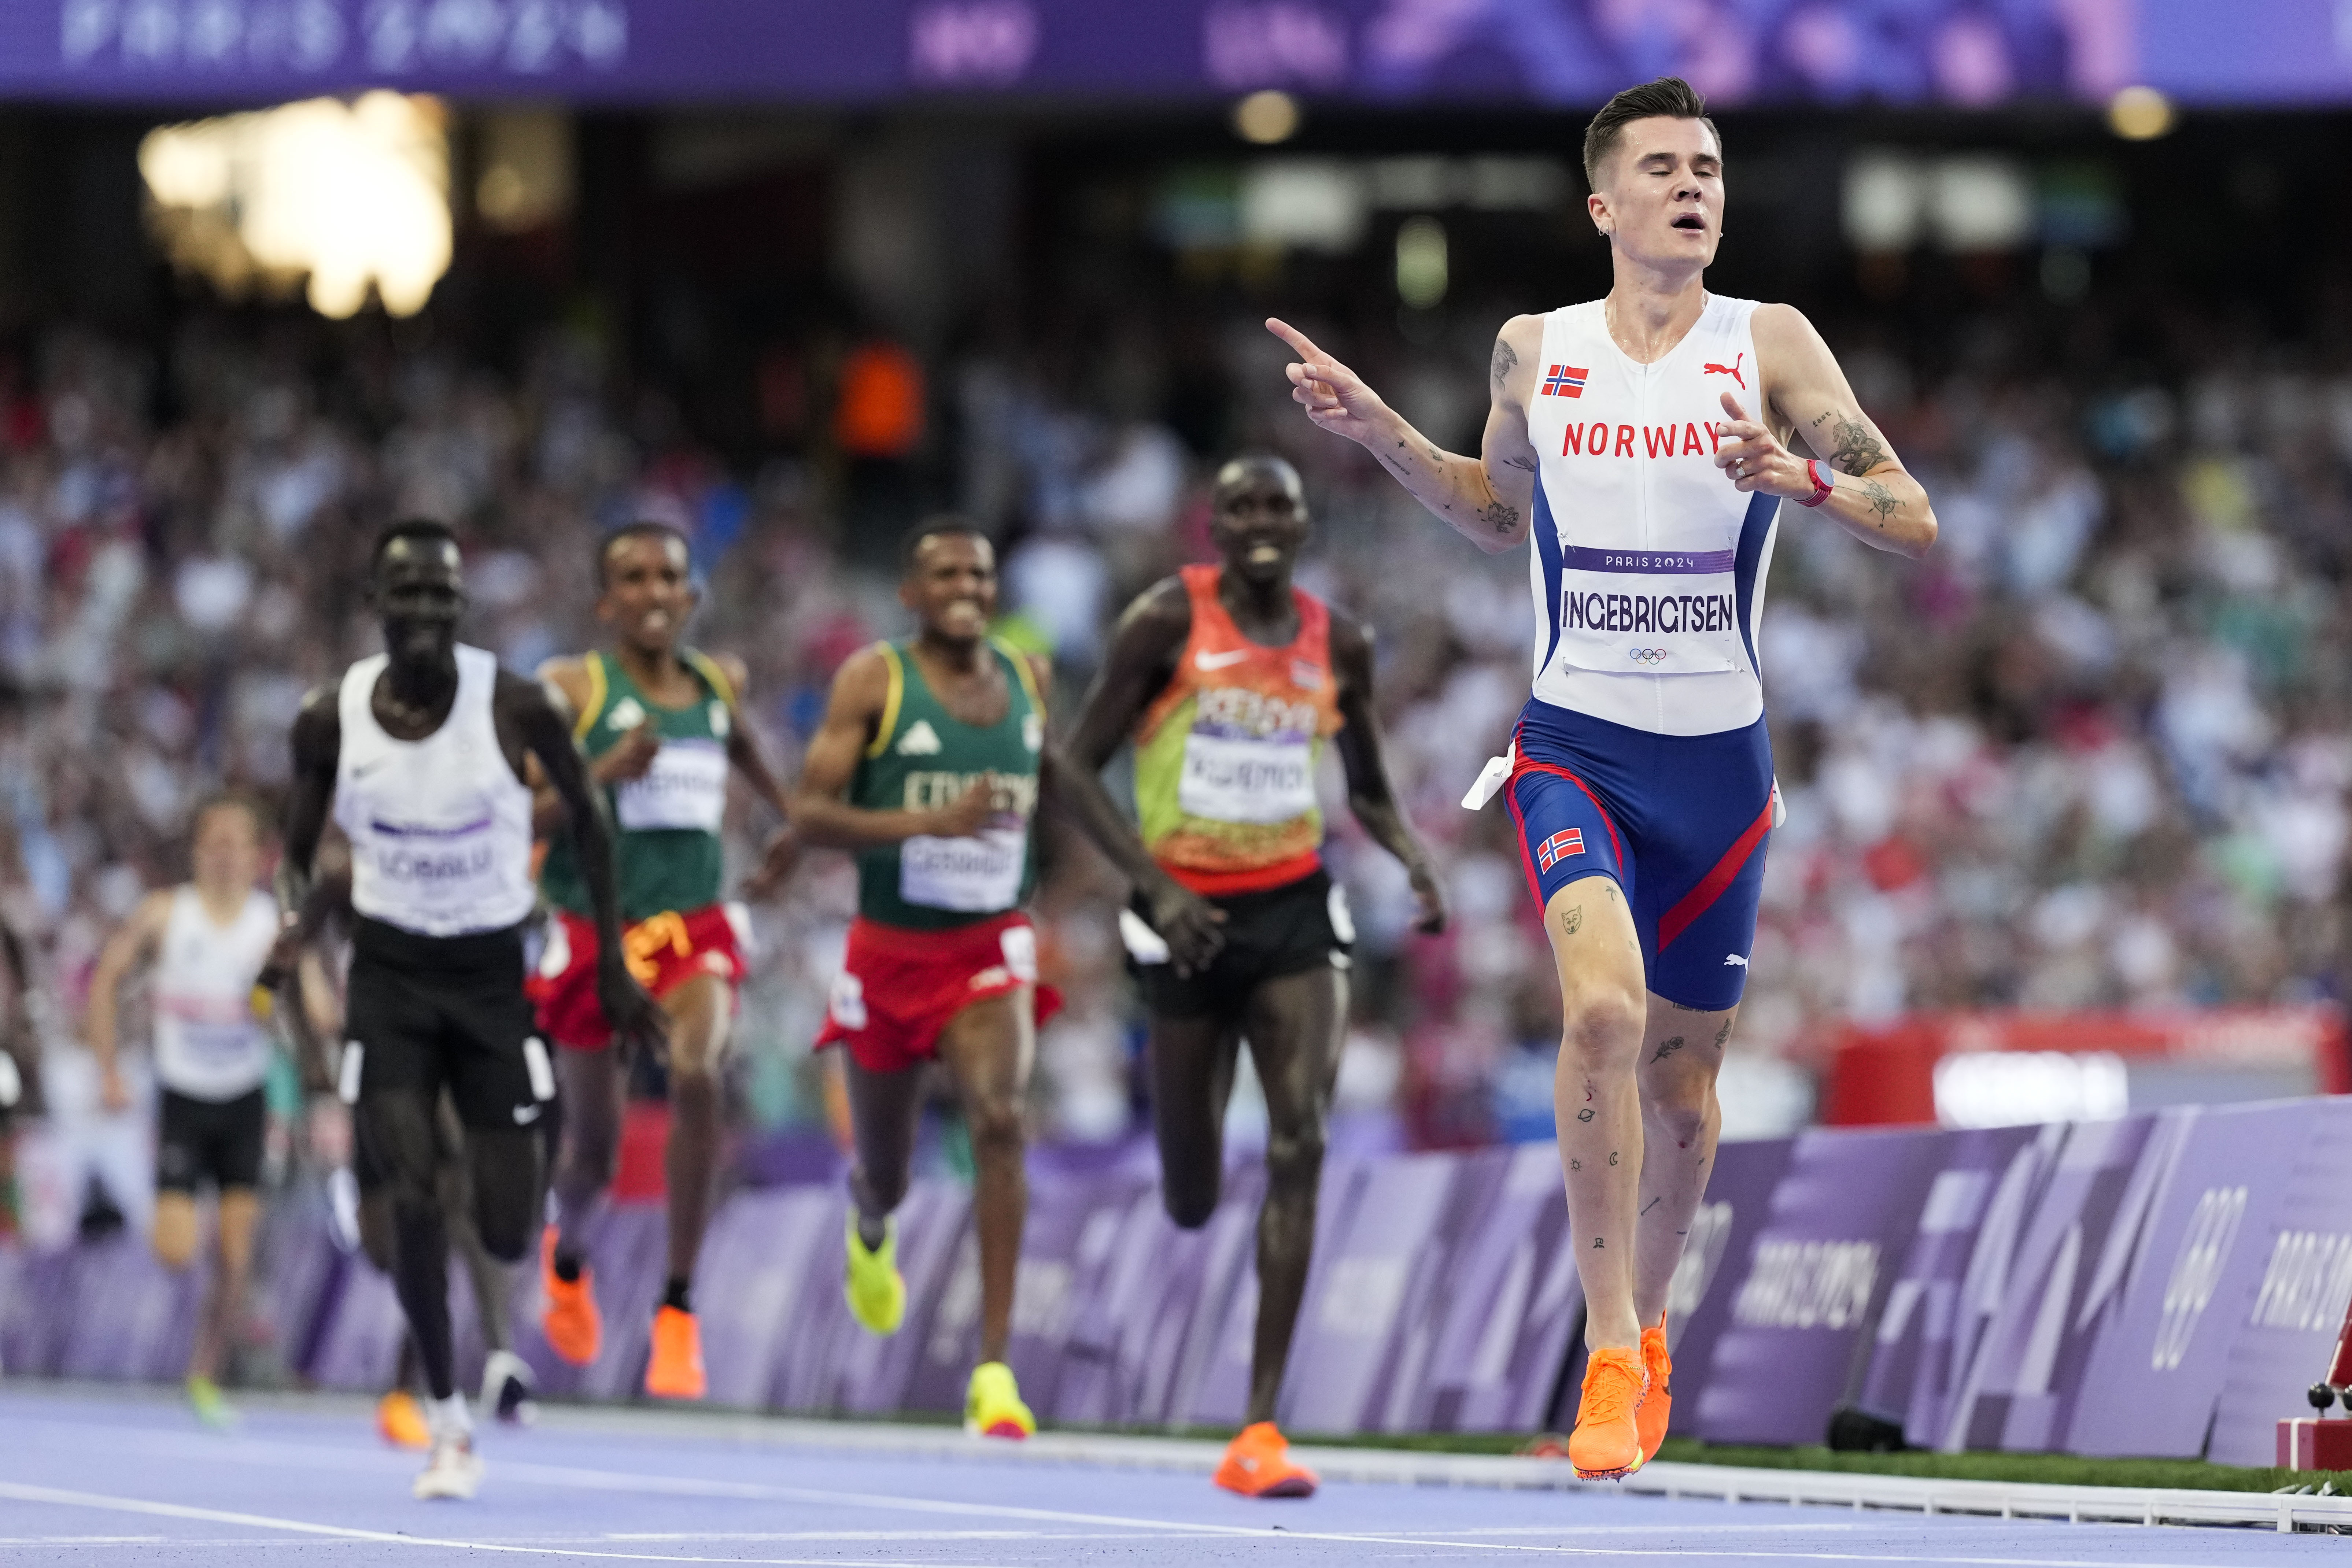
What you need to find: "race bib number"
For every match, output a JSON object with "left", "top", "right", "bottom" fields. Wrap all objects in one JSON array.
[
  {"left": 179, "top": 1021, "right": 262, "bottom": 1062},
  {"left": 615, "top": 739, "right": 729, "bottom": 832},
  {"left": 900, "top": 825, "right": 1027, "bottom": 912},
  {"left": 1555, "top": 547, "right": 1744, "bottom": 676},
  {"left": 1178, "top": 731, "right": 1316, "bottom": 825}
]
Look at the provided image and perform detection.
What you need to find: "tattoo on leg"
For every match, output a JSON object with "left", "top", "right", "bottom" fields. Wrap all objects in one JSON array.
[
  {"left": 1713, "top": 1018, "right": 1732, "bottom": 1047},
  {"left": 1560, "top": 905, "right": 1583, "bottom": 936},
  {"left": 1570, "top": 1158, "right": 1581, "bottom": 1171},
  {"left": 1666, "top": 999, "right": 1705, "bottom": 1012},
  {"left": 1641, "top": 1196, "right": 1661, "bottom": 1216},
  {"left": 1650, "top": 1036, "right": 1685, "bottom": 1064},
  {"left": 1591, "top": 1237, "right": 1604, "bottom": 1249},
  {"left": 1607, "top": 1150, "right": 1619, "bottom": 1166},
  {"left": 1491, "top": 338, "right": 1517, "bottom": 387},
  {"left": 1577, "top": 1107, "right": 1594, "bottom": 1122}
]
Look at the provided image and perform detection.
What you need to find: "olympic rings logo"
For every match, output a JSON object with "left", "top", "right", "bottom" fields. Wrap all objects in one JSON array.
[{"left": 1627, "top": 648, "right": 1670, "bottom": 665}]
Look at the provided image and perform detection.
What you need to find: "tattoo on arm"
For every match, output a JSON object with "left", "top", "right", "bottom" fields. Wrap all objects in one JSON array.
[
  {"left": 1503, "top": 454, "right": 1537, "bottom": 472},
  {"left": 1828, "top": 416, "right": 1891, "bottom": 477},
  {"left": 1480, "top": 500, "right": 1520, "bottom": 534},
  {"left": 1858, "top": 478, "right": 1899, "bottom": 521},
  {"left": 1491, "top": 338, "right": 1517, "bottom": 387}
]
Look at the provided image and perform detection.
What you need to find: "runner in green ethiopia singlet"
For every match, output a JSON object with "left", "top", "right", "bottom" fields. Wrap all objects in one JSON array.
[
  {"left": 540, "top": 647, "right": 737, "bottom": 923},
  {"left": 851, "top": 637, "right": 1044, "bottom": 931}
]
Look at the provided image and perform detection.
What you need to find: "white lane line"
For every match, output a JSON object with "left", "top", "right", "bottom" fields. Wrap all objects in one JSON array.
[
  {"left": 0, "top": 1483, "right": 1012, "bottom": 1568},
  {"left": 0, "top": 1421, "right": 2266, "bottom": 1568}
]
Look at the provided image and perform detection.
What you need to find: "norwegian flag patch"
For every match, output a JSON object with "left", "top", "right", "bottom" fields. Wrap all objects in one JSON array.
[
  {"left": 1541, "top": 365, "right": 1589, "bottom": 398},
  {"left": 1536, "top": 828, "right": 1586, "bottom": 870}
]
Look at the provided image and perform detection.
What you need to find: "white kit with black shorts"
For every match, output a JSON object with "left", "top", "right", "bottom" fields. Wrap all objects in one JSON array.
[
  {"left": 331, "top": 645, "right": 553, "bottom": 1129},
  {"left": 152, "top": 885, "right": 278, "bottom": 1194}
]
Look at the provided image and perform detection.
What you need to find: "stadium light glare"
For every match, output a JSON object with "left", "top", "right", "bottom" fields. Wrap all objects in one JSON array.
[
  {"left": 1233, "top": 90, "right": 1301, "bottom": 145},
  {"left": 2108, "top": 85, "right": 2175, "bottom": 141},
  {"left": 139, "top": 93, "right": 451, "bottom": 321},
  {"left": 1395, "top": 216, "right": 1447, "bottom": 309}
]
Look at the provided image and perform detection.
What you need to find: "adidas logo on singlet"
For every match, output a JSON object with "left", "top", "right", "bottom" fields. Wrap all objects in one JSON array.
[{"left": 896, "top": 720, "right": 943, "bottom": 756}]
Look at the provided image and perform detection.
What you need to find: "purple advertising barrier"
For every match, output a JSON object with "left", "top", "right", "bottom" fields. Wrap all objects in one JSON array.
[
  {"left": 1049, "top": 1165, "right": 1262, "bottom": 1428},
  {"left": 55, "top": 1235, "right": 201, "bottom": 1381},
  {"left": 906, "top": 1169, "right": 1136, "bottom": 1419},
  {"left": 1842, "top": 1125, "right": 2040, "bottom": 1445},
  {"left": 1937, "top": 1114, "right": 2159, "bottom": 1453},
  {"left": 694, "top": 1184, "right": 845, "bottom": 1409},
  {"left": 306, "top": 1255, "right": 407, "bottom": 1391},
  {"left": 1280, "top": 1150, "right": 1465, "bottom": 1435},
  {"left": 0, "top": 1244, "right": 71, "bottom": 1376},
  {"left": 1645, "top": 1134, "right": 1797, "bottom": 1438},
  {"left": 2061, "top": 1101, "right": 2323, "bottom": 1458},
  {"left": 2208, "top": 1097, "right": 2352, "bottom": 1466},
  {"left": 518, "top": 1203, "right": 669, "bottom": 1400},
  {"left": 1398, "top": 1143, "right": 1585, "bottom": 1434},
  {"left": 1695, "top": 1125, "right": 1956, "bottom": 1445},
  {"left": 253, "top": 1187, "right": 342, "bottom": 1380},
  {"left": 772, "top": 1177, "right": 970, "bottom": 1417},
  {"left": 1186, "top": 1157, "right": 1362, "bottom": 1430}
]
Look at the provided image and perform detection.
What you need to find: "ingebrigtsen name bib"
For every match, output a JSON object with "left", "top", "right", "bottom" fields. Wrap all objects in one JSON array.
[{"left": 1522, "top": 294, "right": 1781, "bottom": 737}]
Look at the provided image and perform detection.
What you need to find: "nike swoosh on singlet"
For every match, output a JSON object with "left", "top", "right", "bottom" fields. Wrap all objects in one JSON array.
[{"left": 1195, "top": 649, "right": 1253, "bottom": 670}]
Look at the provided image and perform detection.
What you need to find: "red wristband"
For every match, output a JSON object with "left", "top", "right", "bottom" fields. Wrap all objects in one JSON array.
[{"left": 1797, "top": 459, "right": 1834, "bottom": 508}]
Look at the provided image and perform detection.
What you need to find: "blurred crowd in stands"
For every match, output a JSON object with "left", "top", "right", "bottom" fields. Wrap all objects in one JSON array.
[{"left": 0, "top": 269, "right": 2347, "bottom": 1216}]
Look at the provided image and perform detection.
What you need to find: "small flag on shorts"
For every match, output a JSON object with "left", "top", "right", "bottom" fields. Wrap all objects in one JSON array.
[{"left": 1536, "top": 828, "right": 1585, "bottom": 870}]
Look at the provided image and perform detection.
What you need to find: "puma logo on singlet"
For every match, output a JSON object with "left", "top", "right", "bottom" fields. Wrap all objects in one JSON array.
[
  {"left": 1724, "top": 953, "right": 1749, "bottom": 967},
  {"left": 896, "top": 719, "right": 942, "bottom": 755},
  {"left": 1703, "top": 352, "right": 1746, "bottom": 390},
  {"left": 1195, "top": 648, "right": 1252, "bottom": 671}
]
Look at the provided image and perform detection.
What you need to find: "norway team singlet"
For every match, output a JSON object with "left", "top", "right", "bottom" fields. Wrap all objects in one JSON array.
[
  {"left": 539, "top": 648, "right": 735, "bottom": 924},
  {"left": 1131, "top": 565, "right": 1345, "bottom": 895},
  {"left": 850, "top": 638, "right": 1043, "bottom": 931},
  {"left": 1522, "top": 293, "right": 1778, "bottom": 737}
]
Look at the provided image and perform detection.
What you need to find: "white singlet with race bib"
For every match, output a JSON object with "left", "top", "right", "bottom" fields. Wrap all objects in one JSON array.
[
  {"left": 151, "top": 885, "right": 278, "bottom": 1101},
  {"left": 1522, "top": 293, "right": 1780, "bottom": 737},
  {"left": 333, "top": 644, "right": 537, "bottom": 936}
]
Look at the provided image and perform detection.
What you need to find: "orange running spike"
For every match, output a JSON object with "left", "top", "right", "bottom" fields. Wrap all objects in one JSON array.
[
  {"left": 1213, "top": 1421, "right": 1319, "bottom": 1499},
  {"left": 539, "top": 1226, "right": 602, "bottom": 1367},
  {"left": 1636, "top": 1317, "right": 1673, "bottom": 1467},
  {"left": 1568, "top": 1347, "right": 1648, "bottom": 1480},
  {"left": 644, "top": 1306, "right": 707, "bottom": 1400}
]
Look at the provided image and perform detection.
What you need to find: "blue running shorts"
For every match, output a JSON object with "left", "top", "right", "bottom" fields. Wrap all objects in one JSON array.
[{"left": 1504, "top": 697, "right": 1773, "bottom": 1012}]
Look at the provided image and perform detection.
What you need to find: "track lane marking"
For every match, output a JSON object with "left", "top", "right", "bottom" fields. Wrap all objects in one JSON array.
[{"left": 0, "top": 1416, "right": 2285, "bottom": 1568}]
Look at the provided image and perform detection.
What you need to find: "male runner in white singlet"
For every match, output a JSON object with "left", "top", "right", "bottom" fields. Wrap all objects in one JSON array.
[
  {"left": 86, "top": 794, "right": 279, "bottom": 1427},
  {"left": 1269, "top": 77, "right": 1935, "bottom": 1478},
  {"left": 272, "top": 519, "right": 660, "bottom": 1500}
]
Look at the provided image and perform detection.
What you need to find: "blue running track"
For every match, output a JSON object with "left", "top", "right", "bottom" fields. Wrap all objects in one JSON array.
[{"left": 0, "top": 1387, "right": 2333, "bottom": 1566}]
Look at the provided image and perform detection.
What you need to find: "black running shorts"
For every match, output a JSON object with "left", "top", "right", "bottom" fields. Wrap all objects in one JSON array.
[
  {"left": 341, "top": 917, "right": 554, "bottom": 1134},
  {"left": 1129, "top": 866, "right": 1352, "bottom": 1021},
  {"left": 156, "top": 1086, "right": 267, "bottom": 1193}
]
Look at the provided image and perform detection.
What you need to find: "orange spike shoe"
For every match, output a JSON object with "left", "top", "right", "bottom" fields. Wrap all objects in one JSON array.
[
  {"left": 1636, "top": 1317, "right": 1672, "bottom": 1467},
  {"left": 644, "top": 1306, "right": 707, "bottom": 1400},
  {"left": 1567, "top": 1346, "right": 1648, "bottom": 1480},
  {"left": 1214, "top": 1421, "right": 1319, "bottom": 1498},
  {"left": 538, "top": 1226, "right": 601, "bottom": 1367}
]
